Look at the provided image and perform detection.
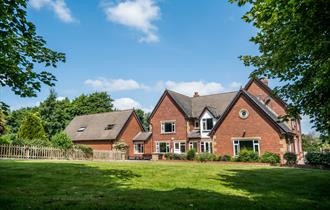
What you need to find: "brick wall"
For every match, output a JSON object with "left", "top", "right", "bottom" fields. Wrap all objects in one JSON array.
[
  {"left": 213, "top": 95, "right": 287, "bottom": 160},
  {"left": 150, "top": 94, "right": 188, "bottom": 152},
  {"left": 74, "top": 140, "right": 113, "bottom": 150},
  {"left": 117, "top": 113, "right": 147, "bottom": 157}
]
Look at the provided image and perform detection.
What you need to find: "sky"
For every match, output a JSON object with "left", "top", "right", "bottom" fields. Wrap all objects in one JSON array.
[{"left": 0, "top": 0, "right": 314, "bottom": 133}]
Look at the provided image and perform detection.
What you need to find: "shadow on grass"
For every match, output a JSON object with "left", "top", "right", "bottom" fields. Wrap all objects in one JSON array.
[
  {"left": 0, "top": 161, "right": 330, "bottom": 210},
  {"left": 213, "top": 168, "right": 330, "bottom": 209}
]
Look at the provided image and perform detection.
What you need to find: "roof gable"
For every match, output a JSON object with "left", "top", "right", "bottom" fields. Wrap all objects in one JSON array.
[
  {"left": 209, "top": 90, "right": 292, "bottom": 136},
  {"left": 245, "top": 78, "right": 287, "bottom": 108}
]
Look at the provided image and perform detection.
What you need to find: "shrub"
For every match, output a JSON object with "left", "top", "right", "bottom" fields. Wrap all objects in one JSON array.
[
  {"left": 51, "top": 132, "right": 73, "bottom": 150},
  {"left": 261, "top": 152, "right": 280, "bottom": 165},
  {"left": 0, "top": 134, "right": 16, "bottom": 144},
  {"left": 187, "top": 149, "right": 196, "bottom": 160},
  {"left": 27, "top": 138, "right": 52, "bottom": 147},
  {"left": 220, "top": 155, "right": 232, "bottom": 161},
  {"left": 305, "top": 152, "right": 330, "bottom": 166},
  {"left": 74, "top": 144, "right": 93, "bottom": 158},
  {"left": 284, "top": 152, "right": 297, "bottom": 165},
  {"left": 164, "top": 153, "right": 186, "bottom": 160},
  {"left": 196, "top": 153, "right": 217, "bottom": 162},
  {"left": 236, "top": 149, "right": 259, "bottom": 162}
]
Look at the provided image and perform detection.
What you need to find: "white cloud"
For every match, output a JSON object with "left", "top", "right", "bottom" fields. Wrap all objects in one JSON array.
[
  {"left": 113, "top": 97, "right": 152, "bottom": 112},
  {"left": 300, "top": 115, "right": 318, "bottom": 135},
  {"left": 56, "top": 96, "right": 66, "bottom": 101},
  {"left": 157, "top": 80, "right": 225, "bottom": 96},
  {"left": 103, "top": 0, "right": 160, "bottom": 43},
  {"left": 84, "top": 78, "right": 149, "bottom": 92},
  {"left": 30, "top": 0, "right": 75, "bottom": 23},
  {"left": 229, "top": 81, "right": 242, "bottom": 90}
]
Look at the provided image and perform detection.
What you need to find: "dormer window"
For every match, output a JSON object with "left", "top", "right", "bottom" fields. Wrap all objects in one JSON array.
[
  {"left": 194, "top": 120, "right": 200, "bottom": 128},
  {"left": 77, "top": 127, "right": 86, "bottom": 132},
  {"left": 105, "top": 124, "right": 115, "bottom": 130},
  {"left": 202, "top": 118, "right": 213, "bottom": 131}
]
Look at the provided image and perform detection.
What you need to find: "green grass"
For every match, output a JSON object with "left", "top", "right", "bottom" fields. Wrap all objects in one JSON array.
[{"left": 0, "top": 160, "right": 329, "bottom": 210}]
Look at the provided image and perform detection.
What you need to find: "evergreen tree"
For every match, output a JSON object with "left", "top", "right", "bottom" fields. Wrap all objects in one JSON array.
[{"left": 17, "top": 112, "right": 47, "bottom": 140}]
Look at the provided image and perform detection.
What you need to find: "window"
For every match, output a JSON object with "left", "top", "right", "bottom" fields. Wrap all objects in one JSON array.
[
  {"left": 161, "top": 121, "right": 176, "bottom": 134},
  {"left": 105, "top": 124, "right": 115, "bottom": 130},
  {"left": 77, "top": 127, "right": 86, "bottom": 132},
  {"left": 233, "top": 140, "right": 260, "bottom": 156},
  {"left": 202, "top": 118, "right": 213, "bottom": 131},
  {"left": 194, "top": 120, "right": 200, "bottom": 128},
  {"left": 200, "top": 141, "right": 212, "bottom": 153},
  {"left": 156, "top": 142, "right": 170, "bottom": 153},
  {"left": 239, "top": 109, "right": 249, "bottom": 119},
  {"left": 174, "top": 142, "right": 186, "bottom": 153},
  {"left": 134, "top": 143, "right": 144, "bottom": 154},
  {"left": 189, "top": 141, "right": 198, "bottom": 151}
]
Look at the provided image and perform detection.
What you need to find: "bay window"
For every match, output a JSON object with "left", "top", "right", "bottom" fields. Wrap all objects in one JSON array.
[
  {"left": 156, "top": 142, "right": 170, "bottom": 153},
  {"left": 200, "top": 141, "right": 212, "bottom": 153},
  {"left": 174, "top": 142, "right": 186, "bottom": 154},
  {"left": 134, "top": 143, "right": 144, "bottom": 154}
]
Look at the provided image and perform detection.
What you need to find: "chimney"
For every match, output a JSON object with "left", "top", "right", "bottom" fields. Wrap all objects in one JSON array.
[
  {"left": 193, "top": 92, "right": 200, "bottom": 97},
  {"left": 260, "top": 77, "right": 269, "bottom": 86}
]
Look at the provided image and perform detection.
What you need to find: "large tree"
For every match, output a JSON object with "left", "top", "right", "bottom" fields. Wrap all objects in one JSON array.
[
  {"left": 70, "top": 92, "right": 114, "bottom": 116},
  {"left": 39, "top": 89, "right": 71, "bottom": 138},
  {"left": 230, "top": 0, "right": 330, "bottom": 139},
  {"left": 135, "top": 109, "right": 150, "bottom": 131},
  {"left": 17, "top": 112, "right": 47, "bottom": 140},
  {"left": 0, "top": 0, "right": 65, "bottom": 97}
]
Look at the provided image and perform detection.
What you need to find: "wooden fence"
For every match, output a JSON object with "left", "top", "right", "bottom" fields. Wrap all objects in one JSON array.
[{"left": 0, "top": 145, "right": 126, "bottom": 161}]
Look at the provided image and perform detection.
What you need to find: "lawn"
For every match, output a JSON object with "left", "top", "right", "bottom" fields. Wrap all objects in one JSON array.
[{"left": 0, "top": 160, "right": 329, "bottom": 210}]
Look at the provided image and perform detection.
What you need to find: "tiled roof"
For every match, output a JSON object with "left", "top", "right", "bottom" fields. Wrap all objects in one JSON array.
[
  {"left": 133, "top": 132, "right": 152, "bottom": 141},
  {"left": 167, "top": 90, "right": 238, "bottom": 118},
  {"left": 64, "top": 110, "right": 134, "bottom": 141}
]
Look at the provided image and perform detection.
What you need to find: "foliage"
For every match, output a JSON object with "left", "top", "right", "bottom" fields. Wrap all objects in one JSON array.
[
  {"left": 51, "top": 132, "right": 73, "bottom": 150},
  {"left": 25, "top": 138, "right": 51, "bottom": 147},
  {"left": 283, "top": 152, "right": 297, "bottom": 166},
  {"left": 17, "top": 112, "right": 47, "bottom": 141},
  {"left": 196, "top": 153, "right": 217, "bottom": 162},
  {"left": 305, "top": 152, "right": 330, "bottom": 167},
  {"left": 301, "top": 133, "right": 327, "bottom": 153},
  {"left": 164, "top": 153, "right": 187, "bottom": 160},
  {"left": 74, "top": 144, "right": 93, "bottom": 158},
  {"left": 187, "top": 149, "right": 196, "bottom": 160},
  {"left": 230, "top": 0, "right": 330, "bottom": 140},
  {"left": 0, "top": 109, "right": 6, "bottom": 134},
  {"left": 260, "top": 152, "right": 280, "bottom": 165},
  {"left": 70, "top": 92, "right": 114, "bottom": 117},
  {"left": 236, "top": 149, "right": 259, "bottom": 162},
  {"left": 0, "top": 0, "right": 65, "bottom": 97},
  {"left": 0, "top": 133, "right": 16, "bottom": 144},
  {"left": 39, "top": 90, "right": 71, "bottom": 137},
  {"left": 6, "top": 107, "right": 38, "bottom": 133},
  {"left": 113, "top": 142, "right": 129, "bottom": 152},
  {"left": 220, "top": 155, "right": 232, "bottom": 161},
  {"left": 135, "top": 109, "right": 150, "bottom": 131}
]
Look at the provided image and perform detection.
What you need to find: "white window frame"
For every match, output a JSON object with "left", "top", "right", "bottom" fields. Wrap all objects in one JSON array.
[
  {"left": 134, "top": 143, "right": 144, "bottom": 154},
  {"left": 156, "top": 141, "right": 170, "bottom": 153},
  {"left": 200, "top": 141, "right": 212, "bottom": 153},
  {"left": 173, "top": 141, "right": 186, "bottom": 154},
  {"left": 189, "top": 141, "right": 198, "bottom": 151},
  {"left": 233, "top": 139, "right": 260, "bottom": 156},
  {"left": 202, "top": 118, "right": 213, "bottom": 132},
  {"left": 161, "top": 121, "right": 176, "bottom": 134}
]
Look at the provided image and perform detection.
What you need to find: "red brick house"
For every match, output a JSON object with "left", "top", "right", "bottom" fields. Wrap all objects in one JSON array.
[
  {"left": 64, "top": 109, "right": 152, "bottom": 158},
  {"left": 149, "top": 78, "right": 303, "bottom": 162}
]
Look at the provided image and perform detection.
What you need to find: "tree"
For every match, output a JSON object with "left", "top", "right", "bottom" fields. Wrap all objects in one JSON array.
[
  {"left": 51, "top": 132, "right": 73, "bottom": 150},
  {"left": 6, "top": 106, "right": 38, "bottom": 133},
  {"left": 17, "top": 112, "right": 47, "bottom": 140},
  {"left": 39, "top": 89, "right": 71, "bottom": 137},
  {"left": 70, "top": 92, "right": 114, "bottom": 116},
  {"left": 135, "top": 109, "right": 150, "bottom": 131},
  {"left": 0, "top": 0, "right": 65, "bottom": 97},
  {"left": 230, "top": 0, "right": 330, "bottom": 140}
]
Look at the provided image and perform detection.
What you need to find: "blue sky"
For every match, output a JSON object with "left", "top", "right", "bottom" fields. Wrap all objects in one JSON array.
[{"left": 1, "top": 0, "right": 314, "bottom": 133}]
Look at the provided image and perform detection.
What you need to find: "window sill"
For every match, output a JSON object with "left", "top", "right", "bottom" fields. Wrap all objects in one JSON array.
[{"left": 160, "top": 132, "right": 176, "bottom": 135}]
